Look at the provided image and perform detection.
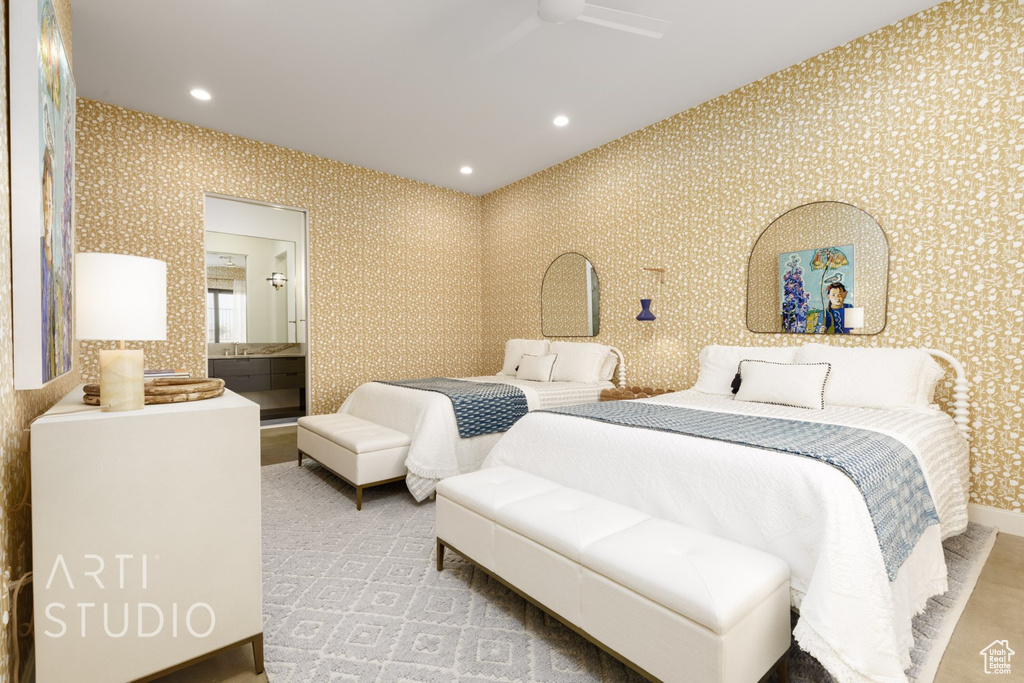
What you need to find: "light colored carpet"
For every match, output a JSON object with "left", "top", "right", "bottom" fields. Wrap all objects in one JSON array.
[{"left": 262, "top": 462, "right": 995, "bottom": 682}]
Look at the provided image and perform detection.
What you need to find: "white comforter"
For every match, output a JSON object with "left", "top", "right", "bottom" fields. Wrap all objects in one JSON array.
[
  {"left": 338, "top": 376, "right": 614, "bottom": 500},
  {"left": 483, "top": 390, "right": 970, "bottom": 683}
]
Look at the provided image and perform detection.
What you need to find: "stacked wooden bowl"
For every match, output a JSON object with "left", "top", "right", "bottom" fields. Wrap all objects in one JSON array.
[
  {"left": 599, "top": 386, "right": 673, "bottom": 401},
  {"left": 82, "top": 378, "right": 226, "bottom": 406}
]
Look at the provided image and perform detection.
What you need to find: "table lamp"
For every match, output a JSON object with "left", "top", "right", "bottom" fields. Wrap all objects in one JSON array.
[{"left": 76, "top": 253, "right": 167, "bottom": 411}]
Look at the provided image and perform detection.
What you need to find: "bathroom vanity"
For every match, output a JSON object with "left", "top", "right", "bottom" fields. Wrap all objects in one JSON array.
[{"left": 208, "top": 353, "right": 306, "bottom": 421}]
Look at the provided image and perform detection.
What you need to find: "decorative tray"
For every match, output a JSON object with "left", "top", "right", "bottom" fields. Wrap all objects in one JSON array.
[{"left": 82, "top": 378, "right": 226, "bottom": 405}]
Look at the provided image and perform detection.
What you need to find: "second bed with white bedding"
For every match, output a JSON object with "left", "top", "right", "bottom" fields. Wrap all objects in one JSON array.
[
  {"left": 483, "top": 389, "right": 970, "bottom": 683},
  {"left": 339, "top": 375, "right": 614, "bottom": 500}
]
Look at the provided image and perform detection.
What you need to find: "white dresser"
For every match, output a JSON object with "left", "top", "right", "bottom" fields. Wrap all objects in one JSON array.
[{"left": 31, "top": 387, "right": 263, "bottom": 683}]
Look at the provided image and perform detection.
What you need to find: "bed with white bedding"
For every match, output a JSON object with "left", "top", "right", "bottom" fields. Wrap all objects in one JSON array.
[
  {"left": 338, "top": 340, "right": 621, "bottom": 500},
  {"left": 482, "top": 344, "right": 971, "bottom": 683}
]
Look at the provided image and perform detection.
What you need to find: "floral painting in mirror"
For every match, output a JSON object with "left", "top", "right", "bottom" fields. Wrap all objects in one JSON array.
[
  {"left": 779, "top": 245, "right": 855, "bottom": 334},
  {"left": 747, "top": 201, "right": 886, "bottom": 335}
]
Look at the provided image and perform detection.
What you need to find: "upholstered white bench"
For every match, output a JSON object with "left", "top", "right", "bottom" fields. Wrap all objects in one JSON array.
[
  {"left": 297, "top": 414, "right": 411, "bottom": 510},
  {"left": 436, "top": 466, "right": 791, "bottom": 683}
]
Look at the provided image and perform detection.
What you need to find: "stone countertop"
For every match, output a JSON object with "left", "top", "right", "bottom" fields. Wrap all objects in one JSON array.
[{"left": 208, "top": 354, "right": 306, "bottom": 360}]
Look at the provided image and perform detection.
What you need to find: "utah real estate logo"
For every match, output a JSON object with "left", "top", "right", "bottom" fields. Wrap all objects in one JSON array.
[{"left": 980, "top": 640, "right": 1014, "bottom": 675}]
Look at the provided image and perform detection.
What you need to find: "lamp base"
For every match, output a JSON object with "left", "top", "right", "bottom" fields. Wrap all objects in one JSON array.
[
  {"left": 636, "top": 298, "right": 656, "bottom": 322},
  {"left": 98, "top": 348, "right": 145, "bottom": 411}
]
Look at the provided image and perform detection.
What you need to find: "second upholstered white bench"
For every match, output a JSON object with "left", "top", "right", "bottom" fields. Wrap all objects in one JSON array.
[
  {"left": 297, "top": 413, "right": 411, "bottom": 510},
  {"left": 435, "top": 466, "right": 792, "bottom": 683}
]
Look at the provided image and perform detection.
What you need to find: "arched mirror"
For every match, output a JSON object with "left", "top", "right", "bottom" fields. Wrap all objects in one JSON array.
[
  {"left": 542, "top": 252, "right": 600, "bottom": 337},
  {"left": 747, "top": 201, "right": 888, "bottom": 334}
]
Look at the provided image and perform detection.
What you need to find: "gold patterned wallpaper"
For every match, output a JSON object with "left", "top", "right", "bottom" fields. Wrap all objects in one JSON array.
[
  {"left": 747, "top": 201, "right": 889, "bottom": 333},
  {"left": 74, "top": 99, "right": 483, "bottom": 415},
  {"left": 0, "top": 1, "right": 78, "bottom": 681},
  {"left": 481, "top": 0, "right": 1024, "bottom": 513}
]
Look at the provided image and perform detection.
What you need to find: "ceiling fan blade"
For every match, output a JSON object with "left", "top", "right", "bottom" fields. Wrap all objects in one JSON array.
[
  {"left": 473, "top": 13, "right": 544, "bottom": 62},
  {"left": 578, "top": 3, "right": 670, "bottom": 38}
]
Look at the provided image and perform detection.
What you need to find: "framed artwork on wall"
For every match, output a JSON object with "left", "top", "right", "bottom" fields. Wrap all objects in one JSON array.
[
  {"left": 11, "top": 0, "right": 76, "bottom": 389},
  {"left": 778, "top": 245, "right": 855, "bottom": 334}
]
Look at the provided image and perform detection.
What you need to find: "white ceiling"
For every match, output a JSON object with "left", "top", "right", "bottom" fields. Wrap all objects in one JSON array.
[{"left": 72, "top": 0, "right": 942, "bottom": 196}]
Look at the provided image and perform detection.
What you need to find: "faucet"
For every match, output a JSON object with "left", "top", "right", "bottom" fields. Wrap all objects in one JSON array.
[{"left": 231, "top": 342, "right": 239, "bottom": 357}]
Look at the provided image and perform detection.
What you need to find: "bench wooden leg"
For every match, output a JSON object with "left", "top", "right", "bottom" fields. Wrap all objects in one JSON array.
[
  {"left": 297, "top": 450, "right": 303, "bottom": 466},
  {"left": 252, "top": 633, "right": 264, "bottom": 675},
  {"left": 356, "top": 486, "right": 363, "bottom": 511},
  {"left": 776, "top": 654, "right": 789, "bottom": 683},
  {"left": 436, "top": 539, "right": 445, "bottom": 571}
]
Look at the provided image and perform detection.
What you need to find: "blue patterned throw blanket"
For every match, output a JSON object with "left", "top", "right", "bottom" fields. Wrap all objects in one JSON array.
[
  {"left": 378, "top": 378, "right": 529, "bottom": 439},
  {"left": 542, "top": 401, "right": 938, "bottom": 580}
]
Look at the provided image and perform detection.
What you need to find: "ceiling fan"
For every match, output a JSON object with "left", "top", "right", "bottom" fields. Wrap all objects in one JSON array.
[{"left": 476, "top": 0, "right": 671, "bottom": 60}]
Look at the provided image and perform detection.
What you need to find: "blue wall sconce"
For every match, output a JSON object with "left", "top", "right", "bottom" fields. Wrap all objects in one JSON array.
[{"left": 637, "top": 267, "right": 665, "bottom": 322}]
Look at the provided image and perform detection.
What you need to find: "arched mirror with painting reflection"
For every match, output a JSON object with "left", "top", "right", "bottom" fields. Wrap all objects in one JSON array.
[
  {"left": 747, "top": 201, "right": 889, "bottom": 335},
  {"left": 542, "top": 252, "right": 600, "bottom": 337}
]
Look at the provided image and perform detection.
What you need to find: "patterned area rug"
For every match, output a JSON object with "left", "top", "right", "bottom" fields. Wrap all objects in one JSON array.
[{"left": 261, "top": 462, "right": 994, "bottom": 682}]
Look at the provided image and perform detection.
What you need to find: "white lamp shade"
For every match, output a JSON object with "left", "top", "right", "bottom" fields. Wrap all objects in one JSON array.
[
  {"left": 845, "top": 307, "right": 865, "bottom": 329},
  {"left": 76, "top": 253, "right": 167, "bottom": 341}
]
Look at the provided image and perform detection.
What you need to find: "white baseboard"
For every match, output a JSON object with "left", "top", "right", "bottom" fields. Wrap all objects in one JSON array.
[{"left": 968, "top": 503, "right": 1024, "bottom": 537}]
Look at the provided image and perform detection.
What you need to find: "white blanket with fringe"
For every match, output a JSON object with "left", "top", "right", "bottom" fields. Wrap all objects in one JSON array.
[
  {"left": 338, "top": 376, "right": 614, "bottom": 500},
  {"left": 483, "top": 390, "right": 970, "bottom": 683}
]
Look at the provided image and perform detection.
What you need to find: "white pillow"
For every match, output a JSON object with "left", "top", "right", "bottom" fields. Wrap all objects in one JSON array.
[
  {"left": 516, "top": 354, "right": 557, "bottom": 382},
  {"left": 734, "top": 360, "right": 831, "bottom": 410},
  {"left": 550, "top": 341, "right": 611, "bottom": 383},
  {"left": 916, "top": 359, "right": 946, "bottom": 407},
  {"left": 694, "top": 345, "right": 799, "bottom": 395},
  {"left": 793, "top": 344, "right": 945, "bottom": 410},
  {"left": 500, "top": 339, "right": 550, "bottom": 376},
  {"left": 599, "top": 351, "right": 618, "bottom": 382}
]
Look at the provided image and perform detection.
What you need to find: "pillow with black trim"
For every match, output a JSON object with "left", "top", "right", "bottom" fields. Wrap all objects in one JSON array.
[
  {"left": 500, "top": 339, "right": 550, "bottom": 376},
  {"left": 734, "top": 360, "right": 831, "bottom": 410},
  {"left": 516, "top": 354, "right": 558, "bottom": 382},
  {"left": 694, "top": 345, "right": 799, "bottom": 395}
]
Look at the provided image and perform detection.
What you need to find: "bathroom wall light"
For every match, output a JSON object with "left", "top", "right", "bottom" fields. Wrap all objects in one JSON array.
[
  {"left": 267, "top": 272, "right": 288, "bottom": 290},
  {"left": 189, "top": 88, "right": 212, "bottom": 101}
]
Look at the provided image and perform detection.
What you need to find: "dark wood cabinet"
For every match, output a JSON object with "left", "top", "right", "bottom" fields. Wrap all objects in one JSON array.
[
  {"left": 211, "top": 358, "right": 271, "bottom": 376},
  {"left": 209, "top": 356, "right": 306, "bottom": 421}
]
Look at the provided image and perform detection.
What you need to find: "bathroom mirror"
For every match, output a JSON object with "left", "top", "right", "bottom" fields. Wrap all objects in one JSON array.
[
  {"left": 747, "top": 201, "right": 888, "bottom": 334},
  {"left": 542, "top": 252, "right": 600, "bottom": 337},
  {"left": 206, "top": 235, "right": 297, "bottom": 343},
  {"left": 204, "top": 195, "right": 307, "bottom": 345}
]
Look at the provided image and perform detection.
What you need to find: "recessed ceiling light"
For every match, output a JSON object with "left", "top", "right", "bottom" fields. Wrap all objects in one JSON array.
[
  {"left": 460, "top": 166, "right": 473, "bottom": 175},
  {"left": 553, "top": 115, "right": 569, "bottom": 127},
  {"left": 190, "top": 88, "right": 212, "bottom": 101}
]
